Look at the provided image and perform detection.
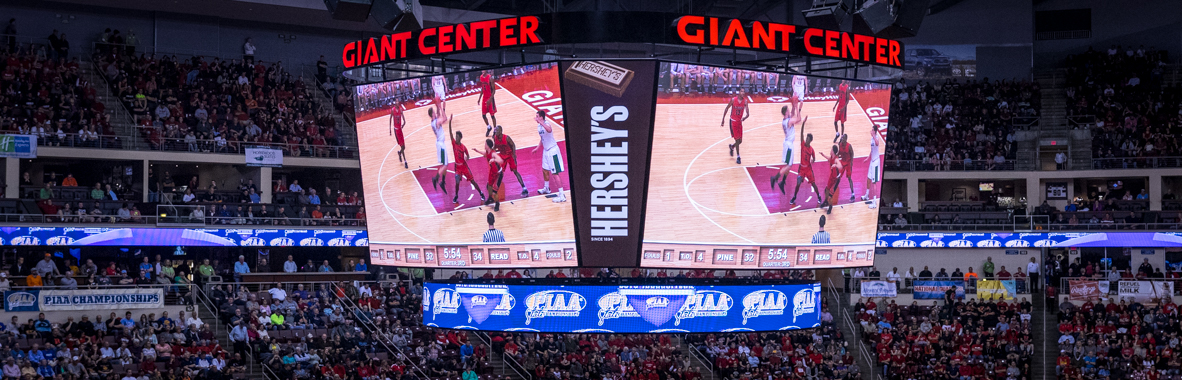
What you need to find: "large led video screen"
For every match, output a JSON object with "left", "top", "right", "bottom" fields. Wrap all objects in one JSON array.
[
  {"left": 423, "top": 282, "right": 821, "bottom": 333},
  {"left": 354, "top": 63, "right": 576, "bottom": 267},
  {"left": 640, "top": 63, "right": 890, "bottom": 269}
]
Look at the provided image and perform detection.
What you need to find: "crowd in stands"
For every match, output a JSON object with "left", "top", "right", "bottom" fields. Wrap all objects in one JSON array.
[
  {"left": 1, "top": 252, "right": 200, "bottom": 295},
  {"left": 1054, "top": 268, "right": 1182, "bottom": 379},
  {"left": 0, "top": 308, "right": 241, "bottom": 380},
  {"left": 209, "top": 272, "right": 454, "bottom": 380},
  {"left": 687, "top": 304, "right": 851, "bottom": 380},
  {"left": 160, "top": 176, "right": 366, "bottom": 226},
  {"left": 491, "top": 329, "right": 701, "bottom": 380},
  {"left": 886, "top": 79, "right": 1040, "bottom": 170},
  {"left": 91, "top": 33, "right": 349, "bottom": 158},
  {"left": 1061, "top": 45, "right": 1182, "bottom": 167},
  {"left": 858, "top": 295, "right": 1035, "bottom": 380},
  {"left": 0, "top": 38, "right": 119, "bottom": 149}
]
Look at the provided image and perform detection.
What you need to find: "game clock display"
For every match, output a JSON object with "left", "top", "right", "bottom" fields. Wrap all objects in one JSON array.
[
  {"left": 639, "top": 243, "right": 875, "bottom": 269},
  {"left": 370, "top": 244, "right": 576, "bottom": 267},
  {"left": 423, "top": 282, "right": 822, "bottom": 333}
]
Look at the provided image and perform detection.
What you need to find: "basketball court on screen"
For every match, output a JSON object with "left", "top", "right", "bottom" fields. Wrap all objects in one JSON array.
[
  {"left": 356, "top": 69, "right": 575, "bottom": 245},
  {"left": 644, "top": 91, "right": 887, "bottom": 246}
]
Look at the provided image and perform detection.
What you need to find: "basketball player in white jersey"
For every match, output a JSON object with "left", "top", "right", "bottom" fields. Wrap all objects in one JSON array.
[
  {"left": 532, "top": 110, "right": 567, "bottom": 203},
  {"left": 428, "top": 100, "right": 450, "bottom": 194},
  {"left": 863, "top": 123, "right": 884, "bottom": 203},
  {"left": 431, "top": 75, "right": 448, "bottom": 103},
  {"left": 770, "top": 104, "right": 806, "bottom": 193},
  {"left": 791, "top": 75, "right": 808, "bottom": 115}
]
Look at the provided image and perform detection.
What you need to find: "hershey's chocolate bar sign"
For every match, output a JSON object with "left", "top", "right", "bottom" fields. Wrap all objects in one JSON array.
[{"left": 560, "top": 60, "right": 657, "bottom": 267}]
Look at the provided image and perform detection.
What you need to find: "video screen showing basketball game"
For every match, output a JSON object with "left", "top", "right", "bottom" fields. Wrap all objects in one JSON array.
[
  {"left": 640, "top": 62, "right": 891, "bottom": 269},
  {"left": 354, "top": 63, "right": 577, "bottom": 267}
]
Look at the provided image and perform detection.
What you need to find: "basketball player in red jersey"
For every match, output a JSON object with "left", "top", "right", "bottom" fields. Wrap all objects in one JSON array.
[
  {"left": 492, "top": 126, "right": 529, "bottom": 197},
  {"left": 819, "top": 144, "right": 843, "bottom": 214},
  {"left": 388, "top": 103, "right": 407, "bottom": 168},
  {"left": 473, "top": 139, "right": 504, "bottom": 212},
  {"left": 448, "top": 117, "right": 485, "bottom": 204},
  {"left": 837, "top": 134, "right": 856, "bottom": 201},
  {"left": 476, "top": 70, "right": 497, "bottom": 136},
  {"left": 720, "top": 88, "right": 750, "bottom": 164},
  {"left": 790, "top": 122, "right": 821, "bottom": 204},
  {"left": 833, "top": 80, "right": 851, "bottom": 142}
]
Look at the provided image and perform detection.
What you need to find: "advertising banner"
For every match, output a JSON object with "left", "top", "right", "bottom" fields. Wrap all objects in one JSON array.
[
  {"left": 913, "top": 280, "right": 965, "bottom": 300},
  {"left": 1117, "top": 281, "right": 1174, "bottom": 304},
  {"left": 1068, "top": 280, "right": 1103, "bottom": 301},
  {"left": 561, "top": 60, "right": 658, "bottom": 267},
  {"left": 0, "top": 135, "right": 37, "bottom": 158},
  {"left": 876, "top": 232, "right": 1182, "bottom": 248},
  {"left": 245, "top": 147, "right": 284, "bottom": 167},
  {"left": 5, "top": 288, "right": 164, "bottom": 312},
  {"left": 859, "top": 281, "right": 897, "bottom": 298},
  {"left": 0, "top": 227, "right": 367, "bottom": 247},
  {"left": 423, "top": 282, "right": 821, "bottom": 333},
  {"left": 978, "top": 279, "right": 1015, "bottom": 301}
]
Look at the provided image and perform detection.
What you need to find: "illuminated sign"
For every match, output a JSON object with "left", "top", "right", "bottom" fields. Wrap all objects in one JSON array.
[
  {"left": 423, "top": 282, "right": 820, "bottom": 333},
  {"left": 342, "top": 12, "right": 904, "bottom": 69}
]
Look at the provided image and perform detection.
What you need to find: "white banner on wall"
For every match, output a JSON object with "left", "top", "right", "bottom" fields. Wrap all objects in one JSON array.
[
  {"left": 1117, "top": 281, "right": 1173, "bottom": 304},
  {"left": 40, "top": 288, "right": 164, "bottom": 311},
  {"left": 860, "top": 280, "right": 898, "bottom": 298},
  {"left": 245, "top": 147, "right": 284, "bottom": 167}
]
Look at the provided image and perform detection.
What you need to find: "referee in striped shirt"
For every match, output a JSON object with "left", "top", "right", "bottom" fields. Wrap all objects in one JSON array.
[
  {"left": 811, "top": 215, "right": 830, "bottom": 244},
  {"left": 482, "top": 212, "right": 506, "bottom": 243}
]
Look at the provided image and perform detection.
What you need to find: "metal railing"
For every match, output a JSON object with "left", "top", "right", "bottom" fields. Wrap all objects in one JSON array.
[
  {"left": 1012, "top": 116, "right": 1040, "bottom": 130},
  {"left": 328, "top": 282, "right": 432, "bottom": 380},
  {"left": 1058, "top": 276, "right": 1182, "bottom": 299},
  {"left": 829, "top": 277, "right": 874, "bottom": 380},
  {"left": 686, "top": 336, "right": 714, "bottom": 379},
  {"left": 1092, "top": 156, "right": 1182, "bottom": 169},
  {"left": 5, "top": 282, "right": 194, "bottom": 302},
  {"left": 848, "top": 276, "right": 1033, "bottom": 296},
  {"left": 192, "top": 285, "right": 270, "bottom": 378},
  {"left": 472, "top": 331, "right": 533, "bottom": 380},
  {"left": 883, "top": 159, "right": 1017, "bottom": 171},
  {"left": 1066, "top": 115, "right": 1096, "bottom": 129}
]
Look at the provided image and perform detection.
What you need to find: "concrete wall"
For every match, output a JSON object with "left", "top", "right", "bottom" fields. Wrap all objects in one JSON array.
[{"left": 1033, "top": 0, "right": 1182, "bottom": 67}]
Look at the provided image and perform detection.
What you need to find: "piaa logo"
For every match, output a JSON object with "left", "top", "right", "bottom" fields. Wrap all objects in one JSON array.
[
  {"left": 524, "top": 291, "right": 586, "bottom": 325},
  {"left": 46, "top": 236, "right": 75, "bottom": 246},
  {"left": 891, "top": 240, "right": 917, "bottom": 248},
  {"left": 976, "top": 239, "right": 1002, "bottom": 247},
  {"left": 919, "top": 240, "right": 945, "bottom": 248},
  {"left": 792, "top": 289, "right": 816, "bottom": 323},
  {"left": 327, "top": 238, "right": 351, "bottom": 247},
  {"left": 646, "top": 296, "right": 670, "bottom": 309},
  {"left": 269, "top": 237, "right": 294, "bottom": 246},
  {"left": 355, "top": 238, "right": 369, "bottom": 246},
  {"left": 432, "top": 288, "right": 460, "bottom": 319},
  {"left": 10, "top": 236, "right": 39, "bottom": 245},
  {"left": 741, "top": 290, "right": 787, "bottom": 325},
  {"left": 6, "top": 292, "right": 35, "bottom": 308},
  {"left": 596, "top": 292, "right": 638, "bottom": 326},
  {"left": 300, "top": 237, "right": 325, "bottom": 246},
  {"left": 948, "top": 240, "right": 974, "bottom": 248},
  {"left": 675, "top": 290, "right": 733, "bottom": 325},
  {"left": 240, "top": 237, "right": 267, "bottom": 246},
  {"left": 471, "top": 295, "right": 488, "bottom": 306}
]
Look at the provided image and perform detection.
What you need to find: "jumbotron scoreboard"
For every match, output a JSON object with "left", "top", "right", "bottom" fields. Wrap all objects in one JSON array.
[{"left": 350, "top": 12, "right": 902, "bottom": 270}]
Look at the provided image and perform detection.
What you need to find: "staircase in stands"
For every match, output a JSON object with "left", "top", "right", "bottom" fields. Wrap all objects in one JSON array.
[{"left": 79, "top": 60, "right": 151, "bottom": 150}]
